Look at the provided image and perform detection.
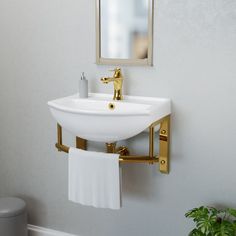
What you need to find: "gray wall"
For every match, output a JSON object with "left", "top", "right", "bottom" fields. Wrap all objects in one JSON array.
[{"left": 0, "top": 0, "right": 236, "bottom": 235}]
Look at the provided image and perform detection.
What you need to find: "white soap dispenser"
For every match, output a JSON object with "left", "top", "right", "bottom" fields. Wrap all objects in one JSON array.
[{"left": 79, "top": 72, "right": 88, "bottom": 98}]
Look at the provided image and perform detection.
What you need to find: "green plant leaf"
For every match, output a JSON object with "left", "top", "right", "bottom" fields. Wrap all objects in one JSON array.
[
  {"left": 228, "top": 209, "right": 236, "bottom": 218},
  {"left": 196, "top": 214, "right": 216, "bottom": 234},
  {"left": 213, "top": 220, "right": 236, "bottom": 236},
  {"left": 186, "top": 207, "right": 236, "bottom": 236},
  {"left": 186, "top": 207, "right": 209, "bottom": 221},
  {"left": 188, "top": 229, "right": 205, "bottom": 236},
  {"left": 208, "top": 207, "right": 218, "bottom": 216},
  {"left": 185, "top": 207, "right": 202, "bottom": 218},
  {"left": 232, "top": 221, "right": 236, "bottom": 231}
]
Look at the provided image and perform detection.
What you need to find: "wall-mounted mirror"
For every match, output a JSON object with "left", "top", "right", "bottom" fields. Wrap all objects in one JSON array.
[{"left": 96, "top": 0, "right": 153, "bottom": 66}]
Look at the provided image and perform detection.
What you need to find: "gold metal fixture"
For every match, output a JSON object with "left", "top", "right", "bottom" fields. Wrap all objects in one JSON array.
[
  {"left": 106, "top": 143, "right": 116, "bottom": 154},
  {"left": 55, "top": 115, "right": 170, "bottom": 173},
  {"left": 76, "top": 136, "right": 87, "bottom": 150},
  {"left": 56, "top": 124, "right": 87, "bottom": 151},
  {"left": 116, "top": 146, "right": 130, "bottom": 156},
  {"left": 106, "top": 143, "right": 130, "bottom": 156},
  {"left": 108, "top": 103, "right": 115, "bottom": 110},
  {"left": 101, "top": 68, "right": 124, "bottom": 101}
]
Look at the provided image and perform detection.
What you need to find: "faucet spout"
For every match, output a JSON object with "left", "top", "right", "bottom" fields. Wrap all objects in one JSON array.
[
  {"left": 101, "top": 77, "right": 115, "bottom": 84},
  {"left": 100, "top": 68, "right": 124, "bottom": 101}
]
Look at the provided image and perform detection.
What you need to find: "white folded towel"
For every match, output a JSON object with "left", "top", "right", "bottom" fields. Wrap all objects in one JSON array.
[{"left": 68, "top": 147, "right": 121, "bottom": 210}]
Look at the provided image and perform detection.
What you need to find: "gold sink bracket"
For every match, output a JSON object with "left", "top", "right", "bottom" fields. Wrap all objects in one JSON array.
[
  {"left": 101, "top": 68, "right": 124, "bottom": 101},
  {"left": 151, "top": 115, "right": 170, "bottom": 173},
  {"left": 106, "top": 143, "right": 130, "bottom": 156},
  {"left": 55, "top": 115, "right": 170, "bottom": 174}
]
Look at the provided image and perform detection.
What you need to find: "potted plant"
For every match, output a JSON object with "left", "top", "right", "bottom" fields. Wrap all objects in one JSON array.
[{"left": 185, "top": 206, "right": 236, "bottom": 236}]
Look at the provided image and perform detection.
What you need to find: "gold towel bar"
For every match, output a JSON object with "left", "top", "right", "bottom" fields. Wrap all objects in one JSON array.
[{"left": 55, "top": 115, "right": 170, "bottom": 173}]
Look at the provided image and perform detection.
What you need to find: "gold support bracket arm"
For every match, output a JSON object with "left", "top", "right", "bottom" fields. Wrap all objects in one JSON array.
[{"left": 55, "top": 115, "right": 170, "bottom": 173}]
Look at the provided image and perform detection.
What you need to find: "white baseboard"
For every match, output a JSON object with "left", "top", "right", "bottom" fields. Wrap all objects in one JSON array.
[{"left": 28, "top": 224, "right": 79, "bottom": 236}]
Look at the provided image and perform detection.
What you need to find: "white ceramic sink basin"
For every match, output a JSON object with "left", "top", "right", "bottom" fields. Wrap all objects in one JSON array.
[{"left": 48, "top": 93, "right": 171, "bottom": 143}]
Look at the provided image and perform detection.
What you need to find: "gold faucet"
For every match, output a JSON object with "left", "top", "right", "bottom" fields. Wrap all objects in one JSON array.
[{"left": 101, "top": 68, "right": 124, "bottom": 100}]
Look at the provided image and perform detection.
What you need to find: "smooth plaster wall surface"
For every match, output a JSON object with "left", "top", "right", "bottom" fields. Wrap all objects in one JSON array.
[{"left": 0, "top": 0, "right": 236, "bottom": 235}]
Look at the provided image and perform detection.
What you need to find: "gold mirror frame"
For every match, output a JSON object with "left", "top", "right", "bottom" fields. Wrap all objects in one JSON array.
[{"left": 96, "top": 0, "right": 154, "bottom": 66}]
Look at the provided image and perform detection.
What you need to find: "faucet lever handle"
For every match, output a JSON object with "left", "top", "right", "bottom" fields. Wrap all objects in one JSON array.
[
  {"left": 109, "top": 67, "right": 121, "bottom": 72},
  {"left": 109, "top": 68, "right": 122, "bottom": 79}
]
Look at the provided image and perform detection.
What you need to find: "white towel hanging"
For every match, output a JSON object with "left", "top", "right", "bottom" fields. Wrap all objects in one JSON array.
[{"left": 68, "top": 147, "right": 121, "bottom": 210}]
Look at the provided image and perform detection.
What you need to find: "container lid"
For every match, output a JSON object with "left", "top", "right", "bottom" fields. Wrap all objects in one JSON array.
[{"left": 0, "top": 197, "right": 26, "bottom": 218}]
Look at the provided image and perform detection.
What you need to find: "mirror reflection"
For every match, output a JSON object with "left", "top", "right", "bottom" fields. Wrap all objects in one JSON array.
[{"left": 100, "top": 0, "right": 149, "bottom": 60}]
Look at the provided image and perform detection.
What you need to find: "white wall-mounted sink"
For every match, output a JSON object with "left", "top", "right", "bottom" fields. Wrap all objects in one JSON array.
[{"left": 48, "top": 93, "right": 171, "bottom": 143}]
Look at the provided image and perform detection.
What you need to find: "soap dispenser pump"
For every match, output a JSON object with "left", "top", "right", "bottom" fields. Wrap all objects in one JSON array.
[{"left": 79, "top": 72, "right": 88, "bottom": 98}]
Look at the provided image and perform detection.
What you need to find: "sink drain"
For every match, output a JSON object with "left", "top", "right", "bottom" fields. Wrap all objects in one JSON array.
[{"left": 108, "top": 103, "right": 115, "bottom": 110}]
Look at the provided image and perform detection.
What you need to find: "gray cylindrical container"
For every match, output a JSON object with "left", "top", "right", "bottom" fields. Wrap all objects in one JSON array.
[
  {"left": 79, "top": 72, "right": 88, "bottom": 98},
  {"left": 0, "top": 197, "right": 27, "bottom": 236}
]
